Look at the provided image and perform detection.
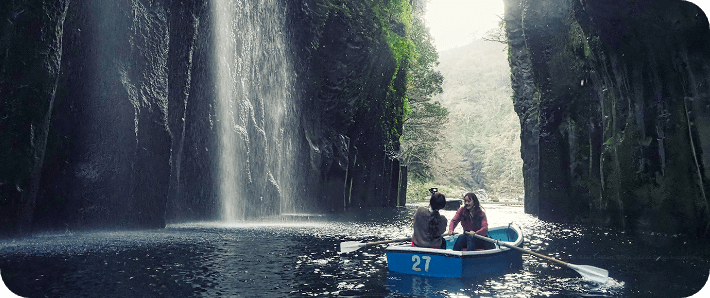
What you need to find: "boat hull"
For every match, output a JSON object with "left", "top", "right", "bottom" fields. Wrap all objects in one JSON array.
[{"left": 385, "top": 224, "right": 524, "bottom": 278}]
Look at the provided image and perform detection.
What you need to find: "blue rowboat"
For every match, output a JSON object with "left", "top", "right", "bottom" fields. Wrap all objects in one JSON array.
[{"left": 385, "top": 224, "right": 524, "bottom": 278}]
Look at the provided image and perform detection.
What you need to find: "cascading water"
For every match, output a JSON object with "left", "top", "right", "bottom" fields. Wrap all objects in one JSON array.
[{"left": 212, "top": 0, "right": 299, "bottom": 222}]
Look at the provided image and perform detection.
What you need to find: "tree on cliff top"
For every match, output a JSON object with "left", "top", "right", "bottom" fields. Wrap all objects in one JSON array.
[{"left": 398, "top": 2, "right": 448, "bottom": 182}]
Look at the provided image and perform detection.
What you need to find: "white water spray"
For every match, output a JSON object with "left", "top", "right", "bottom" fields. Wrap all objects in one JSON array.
[{"left": 212, "top": 0, "right": 299, "bottom": 222}]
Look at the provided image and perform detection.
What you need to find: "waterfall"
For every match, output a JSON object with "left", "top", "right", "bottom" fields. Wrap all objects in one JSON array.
[{"left": 211, "top": 0, "right": 299, "bottom": 222}]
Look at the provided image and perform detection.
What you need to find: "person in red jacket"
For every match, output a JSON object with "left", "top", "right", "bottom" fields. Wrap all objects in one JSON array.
[
  {"left": 447, "top": 192, "right": 488, "bottom": 251},
  {"left": 412, "top": 192, "right": 448, "bottom": 249}
]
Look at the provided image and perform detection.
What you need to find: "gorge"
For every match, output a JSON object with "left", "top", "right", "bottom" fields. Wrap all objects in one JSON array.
[{"left": 1, "top": 0, "right": 709, "bottom": 240}]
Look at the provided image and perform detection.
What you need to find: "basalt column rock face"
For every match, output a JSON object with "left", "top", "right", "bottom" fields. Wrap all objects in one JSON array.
[
  {"left": 0, "top": 0, "right": 72, "bottom": 236},
  {"left": 34, "top": 0, "right": 173, "bottom": 231},
  {"left": 505, "top": 0, "right": 710, "bottom": 235},
  {"left": 2, "top": 0, "right": 233, "bottom": 234},
  {"left": 289, "top": 0, "right": 406, "bottom": 211},
  {"left": 0, "top": 0, "right": 407, "bottom": 237},
  {"left": 164, "top": 0, "right": 216, "bottom": 223},
  {"left": 505, "top": 0, "right": 540, "bottom": 216}
]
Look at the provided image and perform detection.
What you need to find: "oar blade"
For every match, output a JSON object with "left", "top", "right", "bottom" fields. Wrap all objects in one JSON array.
[
  {"left": 568, "top": 264, "right": 609, "bottom": 284},
  {"left": 339, "top": 241, "right": 366, "bottom": 253}
]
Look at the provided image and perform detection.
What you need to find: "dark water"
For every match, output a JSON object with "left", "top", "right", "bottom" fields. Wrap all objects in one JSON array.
[{"left": 1, "top": 204, "right": 708, "bottom": 297}]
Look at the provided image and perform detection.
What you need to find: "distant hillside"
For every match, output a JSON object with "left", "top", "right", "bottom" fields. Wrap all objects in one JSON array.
[{"left": 431, "top": 40, "right": 524, "bottom": 201}]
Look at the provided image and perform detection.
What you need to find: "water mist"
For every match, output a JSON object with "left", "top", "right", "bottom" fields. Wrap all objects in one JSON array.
[{"left": 212, "top": 0, "right": 299, "bottom": 222}]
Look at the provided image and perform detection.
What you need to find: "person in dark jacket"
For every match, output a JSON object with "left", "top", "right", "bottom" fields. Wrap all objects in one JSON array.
[{"left": 412, "top": 192, "right": 448, "bottom": 249}]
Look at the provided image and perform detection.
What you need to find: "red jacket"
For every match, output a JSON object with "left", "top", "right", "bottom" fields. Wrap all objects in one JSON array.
[{"left": 448, "top": 208, "right": 487, "bottom": 236}]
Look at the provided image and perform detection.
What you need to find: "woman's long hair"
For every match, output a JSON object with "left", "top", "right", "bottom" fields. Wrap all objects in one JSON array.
[
  {"left": 428, "top": 192, "right": 446, "bottom": 237},
  {"left": 462, "top": 192, "right": 483, "bottom": 230}
]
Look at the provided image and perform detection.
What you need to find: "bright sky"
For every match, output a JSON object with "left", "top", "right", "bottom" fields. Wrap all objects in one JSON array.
[{"left": 424, "top": 0, "right": 504, "bottom": 52}]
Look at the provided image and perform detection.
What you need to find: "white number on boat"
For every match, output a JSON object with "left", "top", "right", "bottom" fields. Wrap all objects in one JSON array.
[{"left": 411, "top": 255, "right": 432, "bottom": 272}]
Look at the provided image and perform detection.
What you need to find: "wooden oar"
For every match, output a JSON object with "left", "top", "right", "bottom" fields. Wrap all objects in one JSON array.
[
  {"left": 340, "top": 232, "right": 457, "bottom": 254},
  {"left": 339, "top": 237, "right": 412, "bottom": 253},
  {"left": 467, "top": 232, "right": 609, "bottom": 283}
]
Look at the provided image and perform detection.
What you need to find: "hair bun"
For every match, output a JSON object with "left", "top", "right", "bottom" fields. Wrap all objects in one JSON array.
[{"left": 430, "top": 192, "right": 446, "bottom": 210}]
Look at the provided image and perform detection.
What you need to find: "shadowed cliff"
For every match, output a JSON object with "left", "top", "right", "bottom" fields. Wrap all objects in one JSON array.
[
  {"left": 505, "top": 0, "right": 710, "bottom": 235},
  {"left": 0, "top": 0, "right": 408, "bottom": 237}
]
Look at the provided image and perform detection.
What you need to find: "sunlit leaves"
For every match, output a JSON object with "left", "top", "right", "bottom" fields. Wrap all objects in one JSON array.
[{"left": 398, "top": 0, "right": 447, "bottom": 182}]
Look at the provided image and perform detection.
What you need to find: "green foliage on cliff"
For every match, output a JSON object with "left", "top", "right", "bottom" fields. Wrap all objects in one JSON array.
[
  {"left": 309, "top": 0, "right": 444, "bottom": 182},
  {"left": 304, "top": 0, "right": 417, "bottom": 145},
  {"left": 371, "top": 0, "right": 417, "bottom": 67},
  {"left": 371, "top": 0, "right": 416, "bottom": 68},
  {"left": 371, "top": 0, "right": 419, "bottom": 144},
  {"left": 397, "top": 1, "right": 448, "bottom": 183}
]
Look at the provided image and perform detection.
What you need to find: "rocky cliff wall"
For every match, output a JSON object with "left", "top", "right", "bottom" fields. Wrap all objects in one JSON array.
[
  {"left": 0, "top": 0, "right": 406, "bottom": 237},
  {"left": 290, "top": 0, "right": 407, "bottom": 211},
  {"left": 505, "top": 0, "right": 710, "bottom": 235}
]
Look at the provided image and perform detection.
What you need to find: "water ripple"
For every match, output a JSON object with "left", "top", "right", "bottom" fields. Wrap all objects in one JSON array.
[{"left": 1, "top": 205, "right": 708, "bottom": 297}]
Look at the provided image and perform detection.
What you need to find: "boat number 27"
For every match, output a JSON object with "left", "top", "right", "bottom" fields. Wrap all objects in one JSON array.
[{"left": 411, "top": 255, "right": 431, "bottom": 272}]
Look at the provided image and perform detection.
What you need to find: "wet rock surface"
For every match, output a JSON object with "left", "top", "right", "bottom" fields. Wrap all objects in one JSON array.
[
  {"left": 505, "top": 0, "right": 710, "bottom": 235},
  {"left": 0, "top": 0, "right": 406, "bottom": 236}
]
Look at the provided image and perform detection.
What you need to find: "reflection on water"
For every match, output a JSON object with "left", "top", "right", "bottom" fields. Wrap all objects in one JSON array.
[{"left": 1, "top": 204, "right": 708, "bottom": 297}]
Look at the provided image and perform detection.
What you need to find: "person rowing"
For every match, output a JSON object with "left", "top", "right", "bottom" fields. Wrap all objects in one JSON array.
[{"left": 447, "top": 192, "right": 491, "bottom": 251}]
